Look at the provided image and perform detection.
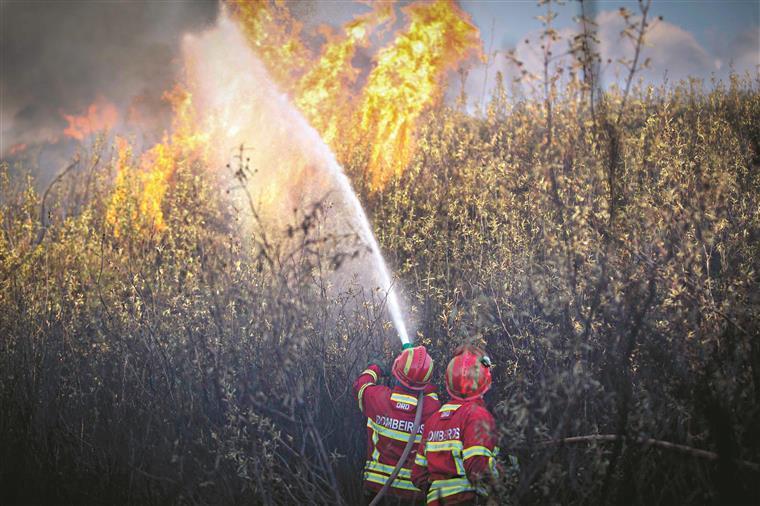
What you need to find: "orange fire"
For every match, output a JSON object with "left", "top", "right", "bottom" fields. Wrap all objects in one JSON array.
[
  {"left": 294, "top": 3, "right": 395, "bottom": 148},
  {"left": 9, "top": 143, "right": 28, "bottom": 155},
  {"left": 356, "top": 0, "right": 480, "bottom": 188},
  {"left": 106, "top": 0, "right": 482, "bottom": 237},
  {"left": 106, "top": 136, "right": 137, "bottom": 238},
  {"left": 228, "top": 0, "right": 311, "bottom": 87},
  {"left": 62, "top": 99, "right": 119, "bottom": 140},
  {"left": 107, "top": 86, "right": 207, "bottom": 237},
  {"left": 229, "top": 0, "right": 480, "bottom": 190}
]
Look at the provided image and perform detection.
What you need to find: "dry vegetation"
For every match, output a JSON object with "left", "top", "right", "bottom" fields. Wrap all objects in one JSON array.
[{"left": 1, "top": 11, "right": 760, "bottom": 505}]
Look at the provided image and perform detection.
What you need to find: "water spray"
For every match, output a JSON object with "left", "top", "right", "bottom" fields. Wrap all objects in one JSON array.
[{"left": 183, "top": 12, "right": 411, "bottom": 347}]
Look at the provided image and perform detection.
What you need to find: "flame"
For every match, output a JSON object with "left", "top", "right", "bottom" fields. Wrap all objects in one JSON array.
[
  {"left": 107, "top": 86, "right": 207, "bottom": 237},
  {"left": 228, "top": 0, "right": 480, "bottom": 190},
  {"left": 9, "top": 143, "right": 27, "bottom": 155},
  {"left": 228, "top": 0, "right": 311, "bottom": 87},
  {"left": 106, "top": 0, "right": 483, "bottom": 237},
  {"left": 62, "top": 99, "right": 119, "bottom": 140},
  {"left": 106, "top": 136, "right": 137, "bottom": 238},
  {"left": 294, "top": 3, "right": 395, "bottom": 147},
  {"left": 357, "top": 0, "right": 480, "bottom": 189}
]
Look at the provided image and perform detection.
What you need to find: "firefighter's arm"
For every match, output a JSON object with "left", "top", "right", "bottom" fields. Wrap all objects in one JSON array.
[
  {"left": 353, "top": 363, "right": 384, "bottom": 414},
  {"left": 411, "top": 440, "right": 430, "bottom": 491},
  {"left": 462, "top": 411, "right": 499, "bottom": 483}
]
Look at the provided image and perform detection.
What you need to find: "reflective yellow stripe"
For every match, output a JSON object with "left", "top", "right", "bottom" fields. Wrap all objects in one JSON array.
[
  {"left": 368, "top": 418, "right": 422, "bottom": 444},
  {"left": 422, "top": 361, "right": 433, "bottom": 382},
  {"left": 427, "top": 477, "right": 475, "bottom": 502},
  {"left": 439, "top": 403, "right": 461, "bottom": 412},
  {"left": 390, "top": 392, "right": 418, "bottom": 406},
  {"left": 403, "top": 348, "right": 415, "bottom": 374},
  {"left": 489, "top": 456, "right": 498, "bottom": 477},
  {"left": 414, "top": 453, "right": 428, "bottom": 467},
  {"left": 425, "top": 440, "right": 466, "bottom": 476},
  {"left": 358, "top": 383, "right": 371, "bottom": 412},
  {"left": 364, "top": 471, "right": 420, "bottom": 491},
  {"left": 425, "top": 392, "right": 439, "bottom": 401},
  {"left": 367, "top": 460, "right": 396, "bottom": 475},
  {"left": 455, "top": 455, "right": 465, "bottom": 476},
  {"left": 463, "top": 445, "right": 493, "bottom": 460},
  {"left": 426, "top": 440, "right": 463, "bottom": 452},
  {"left": 371, "top": 426, "right": 380, "bottom": 461},
  {"left": 365, "top": 460, "right": 413, "bottom": 479},
  {"left": 362, "top": 368, "right": 379, "bottom": 382}
]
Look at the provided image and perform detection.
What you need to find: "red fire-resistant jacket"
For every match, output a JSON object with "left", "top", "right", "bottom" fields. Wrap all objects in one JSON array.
[
  {"left": 354, "top": 364, "right": 442, "bottom": 500},
  {"left": 411, "top": 399, "right": 499, "bottom": 505}
]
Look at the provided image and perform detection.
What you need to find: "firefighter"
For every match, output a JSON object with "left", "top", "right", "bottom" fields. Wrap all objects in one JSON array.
[
  {"left": 354, "top": 345, "right": 442, "bottom": 505},
  {"left": 411, "top": 345, "right": 498, "bottom": 505}
]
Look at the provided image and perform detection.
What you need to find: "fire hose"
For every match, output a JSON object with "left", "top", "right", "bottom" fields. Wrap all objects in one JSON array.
[{"left": 368, "top": 389, "right": 425, "bottom": 506}]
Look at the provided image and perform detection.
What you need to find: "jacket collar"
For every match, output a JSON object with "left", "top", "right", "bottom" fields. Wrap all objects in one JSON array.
[
  {"left": 444, "top": 396, "right": 485, "bottom": 407},
  {"left": 390, "top": 387, "right": 420, "bottom": 406}
]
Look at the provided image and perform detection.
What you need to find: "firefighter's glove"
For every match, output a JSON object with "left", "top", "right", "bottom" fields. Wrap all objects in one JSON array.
[{"left": 367, "top": 355, "right": 389, "bottom": 377}]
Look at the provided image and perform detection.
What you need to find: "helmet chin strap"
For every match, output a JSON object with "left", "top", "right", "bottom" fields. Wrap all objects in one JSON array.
[{"left": 368, "top": 389, "right": 425, "bottom": 506}]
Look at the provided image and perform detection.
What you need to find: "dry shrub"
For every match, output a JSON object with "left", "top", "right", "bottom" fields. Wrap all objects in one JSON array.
[{"left": 1, "top": 53, "right": 759, "bottom": 506}]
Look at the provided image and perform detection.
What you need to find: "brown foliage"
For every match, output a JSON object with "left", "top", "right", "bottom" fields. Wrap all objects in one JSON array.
[{"left": 1, "top": 22, "right": 759, "bottom": 506}]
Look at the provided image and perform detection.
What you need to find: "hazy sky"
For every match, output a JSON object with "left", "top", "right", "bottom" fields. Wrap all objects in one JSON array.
[
  {"left": 463, "top": 0, "right": 759, "bottom": 97},
  {"left": 1, "top": 0, "right": 758, "bottom": 159}
]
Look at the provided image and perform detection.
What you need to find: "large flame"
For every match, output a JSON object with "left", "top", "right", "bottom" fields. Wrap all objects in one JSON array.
[
  {"left": 106, "top": 86, "right": 208, "bottom": 237},
  {"left": 228, "top": 0, "right": 311, "bottom": 87},
  {"left": 356, "top": 0, "right": 480, "bottom": 188},
  {"left": 294, "top": 3, "right": 395, "bottom": 148},
  {"left": 94, "top": 0, "right": 481, "bottom": 236},
  {"left": 48, "top": 1, "right": 478, "bottom": 343},
  {"left": 229, "top": 0, "right": 480, "bottom": 189}
]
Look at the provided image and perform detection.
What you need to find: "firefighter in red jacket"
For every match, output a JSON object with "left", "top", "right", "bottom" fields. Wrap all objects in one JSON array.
[
  {"left": 411, "top": 345, "right": 498, "bottom": 505},
  {"left": 354, "top": 345, "right": 442, "bottom": 504}
]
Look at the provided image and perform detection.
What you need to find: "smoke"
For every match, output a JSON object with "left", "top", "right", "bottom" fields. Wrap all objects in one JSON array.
[{"left": 1, "top": 0, "right": 218, "bottom": 164}]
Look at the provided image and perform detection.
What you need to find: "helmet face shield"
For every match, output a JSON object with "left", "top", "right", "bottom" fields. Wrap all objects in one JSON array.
[{"left": 392, "top": 345, "right": 434, "bottom": 390}]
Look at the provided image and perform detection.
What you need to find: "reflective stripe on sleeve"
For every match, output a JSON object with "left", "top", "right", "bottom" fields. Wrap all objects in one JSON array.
[
  {"left": 463, "top": 445, "right": 493, "bottom": 460},
  {"left": 358, "top": 383, "right": 372, "bottom": 412},
  {"left": 489, "top": 456, "right": 499, "bottom": 478},
  {"left": 427, "top": 477, "right": 475, "bottom": 502},
  {"left": 362, "top": 368, "right": 379, "bottom": 382},
  {"left": 414, "top": 452, "right": 428, "bottom": 467},
  {"left": 439, "top": 403, "right": 461, "bottom": 413}
]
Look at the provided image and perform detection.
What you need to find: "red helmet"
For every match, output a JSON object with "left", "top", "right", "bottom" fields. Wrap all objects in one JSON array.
[
  {"left": 392, "top": 345, "right": 434, "bottom": 390},
  {"left": 446, "top": 345, "right": 492, "bottom": 401}
]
